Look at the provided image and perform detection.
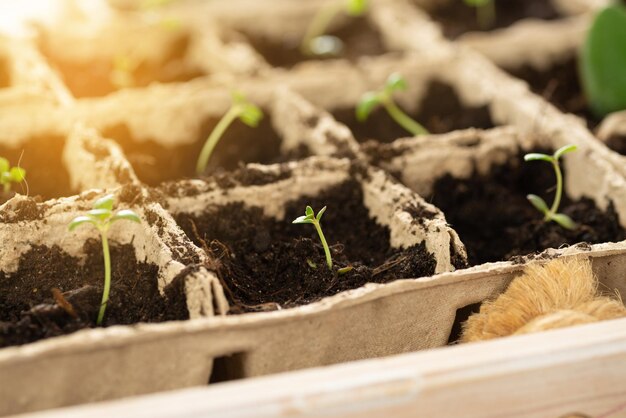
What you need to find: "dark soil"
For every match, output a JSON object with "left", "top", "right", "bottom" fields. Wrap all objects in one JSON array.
[
  {"left": 176, "top": 180, "right": 437, "bottom": 313},
  {"left": 0, "top": 55, "right": 10, "bottom": 88},
  {"left": 428, "top": 0, "right": 561, "bottom": 40},
  {"left": 0, "top": 241, "right": 188, "bottom": 348},
  {"left": 506, "top": 55, "right": 600, "bottom": 128},
  {"left": 430, "top": 151, "right": 625, "bottom": 265},
  {"left": 101, "top": 112, "right": 297, "bottom": 187},
  {"left": 39, "top": 34, "right": 204, "bottom": 98},
  {"left": 0, "top": 136, "right": 74, "bottom": 200},
  {"left": 332, "top": 81, "right": 493, "bottom": 143},
  {"left": 240, "top": 15, "right": 388, "bottom": 68},
  {"left": 606, "top": 134, "right": 626, "bottom": 156}
]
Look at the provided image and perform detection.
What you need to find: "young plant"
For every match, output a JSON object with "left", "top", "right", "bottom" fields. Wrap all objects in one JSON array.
[
  {"left": 524, "top": 145, "right": 578, "bottom": 230},
  {"left": 68, "top": 194, "right": 141, "bottom": 325},
  {"left": 579, "top": 4, "right": 626, "bottom": 118},
  {"left": 356, "top": 73, "right": 429, "bottom": 136},
  {"left": 196, "top": 91, "right": 263, "bottom": 175},
  {"left": 0, "top": 157, "right": 26, "bottom": 194},
  {"left": 300, "top": 0, "right": 368, "bottom": 56},
  {"left": 293, "top": 206, "right": 333, "bottom": 270},
  {"left": 464, "top": 0, "right": 495, "bottom": 30}
]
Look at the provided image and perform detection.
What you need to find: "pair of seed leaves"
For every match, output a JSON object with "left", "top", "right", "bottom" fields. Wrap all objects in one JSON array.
[
  {"left": 356, "top": 73, "right": 406, "bottom": 122},
  {"left": 69, "top": 194, "right": 140, "bottom": 232},
  {"left": 0, "top": 158, "right": 25, "bottom": 190}
]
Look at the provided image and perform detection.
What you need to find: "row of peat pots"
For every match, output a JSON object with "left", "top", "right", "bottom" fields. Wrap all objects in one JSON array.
[{"left": 2, "top": 0, "right": 626, "bottom": 416}]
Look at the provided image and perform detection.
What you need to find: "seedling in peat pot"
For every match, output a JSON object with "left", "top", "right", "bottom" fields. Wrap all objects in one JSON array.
[
  {"left": 579, "top": 4, "right": 626, "bottom": 118},
  {"left": 196, "top": 91, "right": 263, "bottom": 175},
  {"left": 293, "top": 206, "right": 333, "bottom": 270},
  {"left": 300, "top": 0, "right": 368, "bottom": 56},
  {"left": 464, "top": 0, "right": 495, "bottom": 30},
  {"left": 68, "top": 194, "right": 141, "bottom": 325},
  {"left": 524, "top": 145, "right": 578, "bottom": 230},
  {"left": 357, "top": 73, "right": 429, "bottom": 136},
  {"left": 0, "top": 157, "right": 26, "bottom": 194}
]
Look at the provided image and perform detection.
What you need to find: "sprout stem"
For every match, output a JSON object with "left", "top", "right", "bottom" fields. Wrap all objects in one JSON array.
[
  {"left": 196, "top": 106, "right": 240, "bottom": 175},
  {"left": 96, "top": 230, "right": 111, "bottom": 326},
  {"left": 313, "top": 219, "right": 333, "bottom": 270},
  {"left": 550, "top": 160, "right": 564, "bottom": 217},
  {"left": 476, "top": 0, "right": 495, "bottom": 30},
  {"left": 3, "top": 183, "right": 9, "bottom": 194},
  {"left": 383, "top": 98, "right": 429, "bottom": 136},
  {"left": 301, "top": 1, "right": 345, "bottom": 54}
]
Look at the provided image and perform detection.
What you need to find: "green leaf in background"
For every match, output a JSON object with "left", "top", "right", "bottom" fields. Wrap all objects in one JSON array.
[{"left": 579, "top": 5, "right": 626, "bottom": 118}]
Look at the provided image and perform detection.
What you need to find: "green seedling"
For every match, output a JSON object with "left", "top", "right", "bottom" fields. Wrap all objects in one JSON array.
[
  {"left": 0, "top": 157, "right": 26, "bottom": 194},
  {"left": 68, "top": 194, "right": 141, "bottom": 325},
  {"left": 579, "top": 4, "right": 626, "bottom": 118},
  {"left": 356, "top": 73, "right": 429, "bottom": 136},
  {"left": 110, "top": 54, "right": 140, "bottom": 89},
  {"left": 196, "top": 91, "right": 263, "bottom": 175},
  {"left": 301, "top": 0, "right": 368, "bottom": 56},
  {"left": 464, "top": 0, "right": 495, "bottom": 30},
  {"left": 293, "top": 206, "right": 333, "bottom": 270},
  {"left": 524, "top": 145, "right": 578, "bottom": 230}
]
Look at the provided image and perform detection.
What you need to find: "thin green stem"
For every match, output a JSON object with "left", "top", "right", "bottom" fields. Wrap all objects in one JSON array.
[
  {"left": 383, "top": 98, "right": 429, "bottom": 136},
  {"left": 300, "top": 1, "right": 345, "bottom": 54},
  {"left": 196, "top": 106, "right": 240, "bottom": 175},
  {"left": 96, "top": 231, "right": 111, "bottom": 326},
  {"left": 549, "top": 160, "right": 564, "bottom": 217},
  {"left": 313, "top": 220, "right": 333, "bottom": 270},
  {"left": 2, "top": 182, "right": 9, "bottom": 194},
  {"left": 476, "top": 0, "right": 496, "bottom": 30}
]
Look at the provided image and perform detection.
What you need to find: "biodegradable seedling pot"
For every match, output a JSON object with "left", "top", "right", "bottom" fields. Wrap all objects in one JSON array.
[
  {"left": 35, "top": 5, "right": 261, "bottom": 99},
  {"left": 178, "top": 0, "right": 420, "bottom": 70},
  {"left": 0, "top": 185, "right": 222, "bottom": 415},
  {"left": 0, "top": 102, "right": 137, "bottom": 202},
  {"left": 160, "top": 156, "right": 467, "bottom": 313},
  {"left": 75, "top": 86, "right": 358, "bottom": 186},
  {"left": 363, "top": 126, "right": 626, "bottom": 265}
]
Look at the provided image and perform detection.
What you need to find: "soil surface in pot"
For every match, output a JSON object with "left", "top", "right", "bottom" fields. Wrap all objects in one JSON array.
[
  {"left": 431, "top": 150, "right": 625, "bottom": 265},
  {"left": 176, "top": 180, "right": 437, "bottom": 313},
  {"left": 0, "top": 241, "right": 188, "bottom": 348},
  {"left": 101, "top": 113, "right": 306, "bottom": 187},
  {"left": 240, "top": 16, "right": 387, "bottom": 68},
  {"left": 39, "top": 34, "right": 204, "bottom": 98},
  {"left": 0, "top": 135, "right": 74, "bottom": 201},
  {"left": 506, "top": 55, "right": 599, "bottom": 128},
  {"left": 428, "top": 0, "right": 561, "bottom": 40},
  {"left": 606, "top": 135, "right": 626, "bottom": 156},
  {"left": 332, "top": 81, "right": 493, "bottom": 143}
]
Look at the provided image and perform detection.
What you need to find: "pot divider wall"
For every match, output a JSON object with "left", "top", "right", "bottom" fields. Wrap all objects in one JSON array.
[
  {"left": 0, "top": 34, "right": 70, "bottom": 105},
  {"left": 0, "top": 186, "right": 222, "bottom": 416}
]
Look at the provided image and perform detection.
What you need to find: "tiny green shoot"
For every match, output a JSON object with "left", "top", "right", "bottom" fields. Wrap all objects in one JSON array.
[
  {"left": 579, "top": 4, "right": 626, "bottom": 118},
  {"left": 0, "top": 157, "right": 26, "bottom": 194},
  {"left": 464, "top": 0, "right": 495, "bottom": 30},
  {"left": 68, "top": 194, "right": 141, "bottom": 325},
  {"left": 196, "top": 91, "right": 263, "bottom": 175},
  {"left": 300, "top": 0, "right": 368, "bottom": 56},
  {"left": 293, "top": 206, "right": 333, "bottom": 270},
  {"left": 523, "top": 144, "right": 578, "bottom": 230},
  {"left": 356, "top": 73, "right": 429, "bottom": 136},
  {"left": 110, "top": 54, "right": 139, "bottom": 89}
]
